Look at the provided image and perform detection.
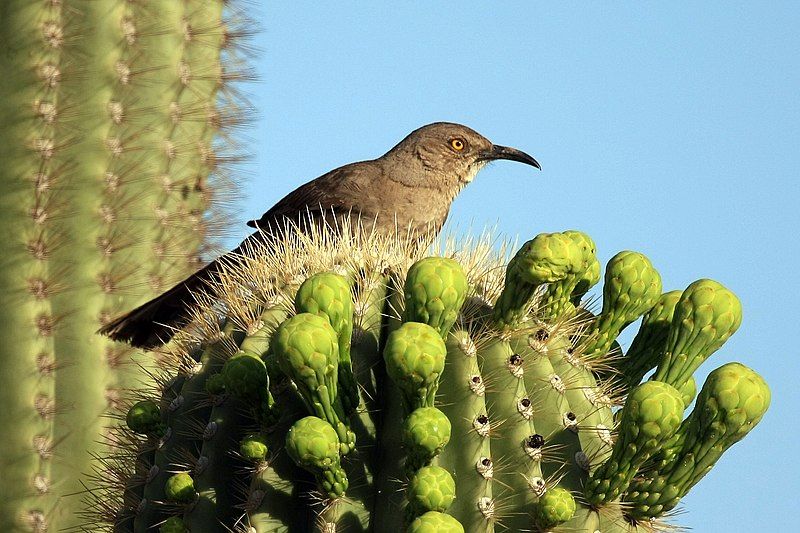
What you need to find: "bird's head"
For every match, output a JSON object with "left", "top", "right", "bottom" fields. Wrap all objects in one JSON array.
[{"left": 385, "top": 122, "right": 540, "bottom": 189}]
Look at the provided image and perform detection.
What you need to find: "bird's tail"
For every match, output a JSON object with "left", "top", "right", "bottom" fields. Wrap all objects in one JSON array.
[{"left": 98, "top": 260, "right": 221, "bottom": 350}]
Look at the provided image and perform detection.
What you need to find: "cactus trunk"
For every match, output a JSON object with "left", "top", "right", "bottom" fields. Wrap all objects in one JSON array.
[{"left": 0, "top": 2, "right": 247, "bottom": 530}]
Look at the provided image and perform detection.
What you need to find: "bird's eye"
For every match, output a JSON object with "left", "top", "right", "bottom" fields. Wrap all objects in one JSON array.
[{"left": 450, "top": 138, "right": 466, "bottom": 151}]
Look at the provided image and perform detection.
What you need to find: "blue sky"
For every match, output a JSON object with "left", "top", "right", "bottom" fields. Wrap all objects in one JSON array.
[{"left": 232, "top": 2, "right": 799, "bottom": 530}]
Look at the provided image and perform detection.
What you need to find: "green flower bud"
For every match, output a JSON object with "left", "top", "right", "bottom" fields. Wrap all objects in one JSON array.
[
  {"left": 585, "top": 380, "right": 683, "bottom": 506},
  {"left": 223, "top": 353, "right": 268, "bottom": 400},
  {"left": 653, "top": 279, "right": 742, "bottom": 389},
  {"left": 274, "top": 313, "right": 354, "bottom": 454},
  {"left": 295, "top": 272, "right": 359, "bottom": 414},
  {"left": 125, "top": 400, "right": 163, "bottom": 436},
  {"left": 164, "top": 473, "right": 195, "bottom": 503},
  {"left": 403, "top": 257, "right": 469, "bottom": 338},
  {"left": 285, "top": 416, "right": 348, "bottom": 499},
  {"left": 384, "top": 322, "right": 447, "bottom": 412},
  {"left": 159, "top": 516, "right": 187, "bottom": 533},
  {"left": 540, "top": 231, "right": 599, "bottom": 321},
  {"left": 407, "top": 511, "right": 464, "bottom": 533},
  {"left": 533, "top": 486, "right": 576, "bottom": 529},
  {"left": 583, "top": 251, "right": 662, "bottom": 359},
  {"left": 571, "top": 256, "right": 601, "bottom": 307},
  {"left": 240, "top": 433, "right": 268, "bottom": 462},
  {"left": 626, "top": 363, "right": 770, "bottom": 520},
  {"left": 407, "top": 465, "right": 456, "bottom": 515},
  {"left": 495, "top": 231, "right": 590, "bottom": 327},
  {"left": 403, "top": 407, "right": 452, "bottom": 470}
]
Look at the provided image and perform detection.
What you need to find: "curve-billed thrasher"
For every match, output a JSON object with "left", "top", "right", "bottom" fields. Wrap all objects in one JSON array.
[{"left": 100, "top": 122, "right": 540, "bottom": 349}]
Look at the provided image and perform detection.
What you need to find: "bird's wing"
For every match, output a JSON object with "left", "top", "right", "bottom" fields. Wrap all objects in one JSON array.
[{"left": 246, "top": 162, "right": 374, "bottom": 229}]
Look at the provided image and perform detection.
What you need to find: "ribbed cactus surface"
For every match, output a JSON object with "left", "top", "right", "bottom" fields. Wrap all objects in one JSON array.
[
  {"left": 107, "top": 222, "right": 769, "bottom": 532},
  {"left": 0, "top": 2, "right": 249, "bottom": 530}
]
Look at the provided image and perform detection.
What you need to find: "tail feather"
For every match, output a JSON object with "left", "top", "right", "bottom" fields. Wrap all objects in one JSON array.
[{"left": 97, "top": 261, "right": 219, "bottom": 350}]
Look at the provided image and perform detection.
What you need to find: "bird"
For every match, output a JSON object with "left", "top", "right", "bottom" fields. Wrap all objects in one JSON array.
[{"left": 99, "top": 122, "right": 541, "bottom": 349}]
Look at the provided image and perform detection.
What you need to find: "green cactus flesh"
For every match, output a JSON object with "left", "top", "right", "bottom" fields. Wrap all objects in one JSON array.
[
  {"left": 98, "top": 226, "right": 767, "bottom": 532},
  {"left": 0, "top": 2, "right": 248, "bottom": 530}
]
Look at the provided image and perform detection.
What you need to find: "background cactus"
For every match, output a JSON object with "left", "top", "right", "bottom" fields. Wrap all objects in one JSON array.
[
  {"left": 99, "top": 221, "right": 768, "bottom": 532},
  {"left": 0, "top": 2, "right": 252, "bottom": 530}
]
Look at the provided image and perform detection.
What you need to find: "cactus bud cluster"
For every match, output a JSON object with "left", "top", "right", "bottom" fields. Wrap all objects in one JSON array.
[{"left": 99, "top": 222, "right": 766, "bottom": 532}]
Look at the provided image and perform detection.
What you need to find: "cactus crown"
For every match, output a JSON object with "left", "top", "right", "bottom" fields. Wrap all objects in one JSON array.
[{"left": 99, "top": 217, "right": 768, "bottom": 533}]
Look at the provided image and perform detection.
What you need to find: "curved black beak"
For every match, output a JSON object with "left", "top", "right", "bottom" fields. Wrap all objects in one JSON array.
[{"left": 479, "top": 144, "right": 541, "bottom": 170}]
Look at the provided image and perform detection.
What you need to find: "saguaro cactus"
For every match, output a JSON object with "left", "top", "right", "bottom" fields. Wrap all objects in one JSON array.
[
  {"left": 0, "top": 2, "right": 251, "bottom": 530},
  {"left": 102, "top": 222, "right": 769, "bottom": 532}
]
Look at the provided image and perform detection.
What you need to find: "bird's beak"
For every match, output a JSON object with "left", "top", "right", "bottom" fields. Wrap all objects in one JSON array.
[{"left": 479, "top": 145, "right": 541, "bottom": 170}]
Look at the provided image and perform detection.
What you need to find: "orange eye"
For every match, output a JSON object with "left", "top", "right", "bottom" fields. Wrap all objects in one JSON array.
[{"left": 450, "top": 138, "right": 465, "bottom": 151}]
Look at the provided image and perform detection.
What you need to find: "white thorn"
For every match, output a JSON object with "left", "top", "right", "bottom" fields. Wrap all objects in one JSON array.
[
  {"left": 108, "top": 100, "right": 124, "bottom": 124},
  {"left": 121, "top": 16, "right": 137, "bottom": 45},
  {"left": 476, "top": 457, "right": 494, "bottom": 480},
  {"left": 115, "top": 61, "right": 131, "bottom": 85},
  {"left": 549, "top": 373, "right": 565, "bottom": 394},
  {"left": 41, "top": 21, "right": 63, "bottom": 48},
  {"left": 38, "top": 63, "right": 61, "bottom": 87}
]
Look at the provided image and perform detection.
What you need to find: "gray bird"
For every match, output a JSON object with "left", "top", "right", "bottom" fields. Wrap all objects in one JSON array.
[{"left": 99, "top": 122, "right": 540, "bottom": 349}]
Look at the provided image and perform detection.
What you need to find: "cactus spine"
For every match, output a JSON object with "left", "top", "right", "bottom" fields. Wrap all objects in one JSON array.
[
  {"left": 101, "top": 222, "right": 768, "bottom": 532},
  {"left": 0, "top": 2, "right": 250, "bottom": 530}
]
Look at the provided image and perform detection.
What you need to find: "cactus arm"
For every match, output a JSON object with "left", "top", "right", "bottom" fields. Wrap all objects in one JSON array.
[
  {"left": 160, "top": 0, "right": 226, "bottom": 281},
  {"left": 435, "top": 330, "right": 493, "bottom": 532},
  {"left": 46, "top": 4, "right": 132, "bottom": 530},
  {"left": 652, "top": 279, "right": 743, "bottom": 390},
  {"left": 0, "top": 2, "right": 239, "bottom": 529},
  {"left": 106, "top": 0, "right": 182, "bottom": 395}
]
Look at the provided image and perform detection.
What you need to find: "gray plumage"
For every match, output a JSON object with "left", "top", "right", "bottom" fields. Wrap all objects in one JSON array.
[{"left": 99, "top": 122, "right": 540, "bottom": 349}]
